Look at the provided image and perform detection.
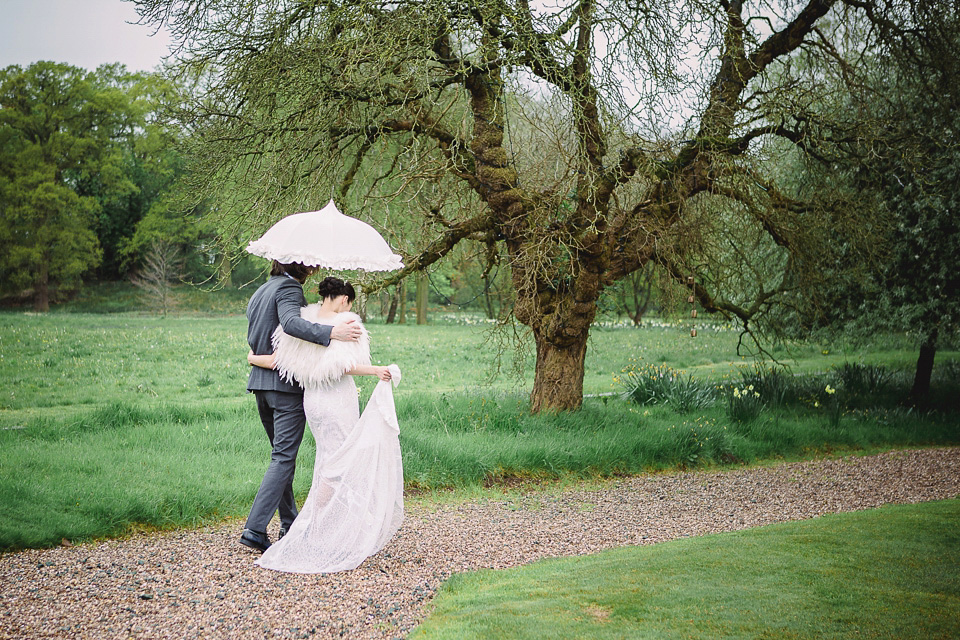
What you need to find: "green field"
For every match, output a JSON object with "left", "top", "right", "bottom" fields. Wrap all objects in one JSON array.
[
  {"left": 411, "top": 499, "right": 960, "bottom": 639},
  {"left": 2, "top": 310, "right": 946, "bottom": 418},
  {"left": 1, "top": 310, "right": 958, "bottom": 549}
]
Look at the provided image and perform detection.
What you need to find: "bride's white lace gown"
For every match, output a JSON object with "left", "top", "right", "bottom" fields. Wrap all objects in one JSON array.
[{"left": 255, "top": 308, "right": 403, "bottom": 574}]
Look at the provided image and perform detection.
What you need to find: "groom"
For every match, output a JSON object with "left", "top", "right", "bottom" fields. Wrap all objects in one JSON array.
[{"left": 241, "top": 260, "right": 362, "bottom": 552}]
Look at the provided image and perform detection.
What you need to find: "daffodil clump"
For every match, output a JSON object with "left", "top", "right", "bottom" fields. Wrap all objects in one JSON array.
[
  {"left": 726, "top": 383, "right": 765, "bottom": 423},
  {"left": 616, "top": 363, "right": 678, "bottom": 405},
  {"left": 736, "top": 365, "right": 793, "bottom": 409}
]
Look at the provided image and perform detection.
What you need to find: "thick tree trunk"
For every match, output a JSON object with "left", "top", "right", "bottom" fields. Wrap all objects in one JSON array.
[
  {"left": 520, "top": 281, "right": 600, "bottom": 413},
  {"left": 530, "top": 327, "right": 589, "bottom": 412},
  {"left": 34, "top": 262, "right": 50, "bottom": 312},
  {"left": 910, "top": 328, "right": 938, "bottom": 402}
]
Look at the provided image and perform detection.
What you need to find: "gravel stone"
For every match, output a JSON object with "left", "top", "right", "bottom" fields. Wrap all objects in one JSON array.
[{"left": 1, "top": 447, "right": 957, "bottom": 639}]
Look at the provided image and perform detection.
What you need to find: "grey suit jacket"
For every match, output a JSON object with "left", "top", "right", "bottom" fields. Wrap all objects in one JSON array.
[{"left": 246, "top": 275, "right": 333, "bottom": 393}]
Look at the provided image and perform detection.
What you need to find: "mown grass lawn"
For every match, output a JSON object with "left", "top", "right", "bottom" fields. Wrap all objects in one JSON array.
[{"left": 411, "top": 499, "right": 960, "bottom": 639}]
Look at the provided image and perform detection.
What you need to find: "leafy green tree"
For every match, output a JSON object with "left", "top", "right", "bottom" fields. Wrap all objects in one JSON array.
[
  {"left": 0, "top": 62, "right": 139, "bottom": 309},
  {"left": 91, "top": 69, "right": 189, "bottom": 279},
  {"left": 136, "top": 0, "right": 906, "bottom": 411},
  {"left": 0, "top": 157, "right": 101, "bottom": 310},
  {"left": 879, "top": 149, "right": 960, "bottom": 401},
  {"left": 860, "top": 1, "right": 959, "bottom": 401},
  {"left": 0, "top": 61, "right": 220, "bottom": 302}
]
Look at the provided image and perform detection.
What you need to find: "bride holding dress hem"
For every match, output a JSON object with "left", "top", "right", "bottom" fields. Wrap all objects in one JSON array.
[{"left": 247, "top": 276, "right": 404, "bottom": 574}]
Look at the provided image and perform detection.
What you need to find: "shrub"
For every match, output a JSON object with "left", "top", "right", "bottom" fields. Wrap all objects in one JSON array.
[
  {"left": 618, "top": 363, "right": 716, "bottom": 413},
  {"left": 835, "top": 362, "right": 894, "bottom": 396},
  {"left": 737, "top": 365, "right": 793, "bottom": 408}
]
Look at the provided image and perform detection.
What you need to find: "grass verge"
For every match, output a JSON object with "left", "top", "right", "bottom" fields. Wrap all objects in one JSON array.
[{"left": 410, "top": 499, "right": 960, "bottom": 639}]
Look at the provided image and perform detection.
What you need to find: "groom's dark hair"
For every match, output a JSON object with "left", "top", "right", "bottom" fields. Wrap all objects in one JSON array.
[{"left": 270, "top": 261, "right": 316, "bottom": 284}]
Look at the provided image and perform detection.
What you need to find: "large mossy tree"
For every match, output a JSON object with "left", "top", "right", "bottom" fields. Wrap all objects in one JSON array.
[{"left": 137, "top": 0, "right": 908, "bottom": 411}]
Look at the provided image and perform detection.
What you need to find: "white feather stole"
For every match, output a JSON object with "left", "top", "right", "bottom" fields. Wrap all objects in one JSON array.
[{"left": 271, "top": 307, "right": 370, "bottom": 389}]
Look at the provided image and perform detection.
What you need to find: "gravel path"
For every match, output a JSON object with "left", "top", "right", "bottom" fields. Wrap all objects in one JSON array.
[{"left": 2, "top": 447, "right": 958, "bottom": 639}]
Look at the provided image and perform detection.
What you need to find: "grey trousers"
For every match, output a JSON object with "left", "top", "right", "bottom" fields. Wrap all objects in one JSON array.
[{"left": 245, "top": 390, "right": 306, "bottom": 533}]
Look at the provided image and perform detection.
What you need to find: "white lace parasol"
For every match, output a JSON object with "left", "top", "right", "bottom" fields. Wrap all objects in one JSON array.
[{"left": 246, "top": 200, "right": 404, "bottom": 271}]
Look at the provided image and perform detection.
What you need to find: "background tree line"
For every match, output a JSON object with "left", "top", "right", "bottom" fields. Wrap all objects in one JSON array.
[
  {"left": 0, "top": 61, "right": 235, "bottom": 311},
  {"left": 0, "top": 62, "right": 522, "bottom": 319}
]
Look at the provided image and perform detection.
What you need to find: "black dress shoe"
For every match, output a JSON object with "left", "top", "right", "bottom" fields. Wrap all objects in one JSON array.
[
  {"left": 278, "top": 526, "right": 289, "bottom": 540},
  {"left": 239, "top": 529, "right": 271, "bottom": 552}
]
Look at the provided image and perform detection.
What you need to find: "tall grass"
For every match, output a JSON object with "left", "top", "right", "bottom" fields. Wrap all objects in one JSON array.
[
  {"left": 398, "top": 391, "right": 956, "bottom": 487},
  {"left": 0, "top": 402, "right": 301, "bottom": 549},
  {"left": 4, "top": 388, "right": 952, "bottom": 550}
]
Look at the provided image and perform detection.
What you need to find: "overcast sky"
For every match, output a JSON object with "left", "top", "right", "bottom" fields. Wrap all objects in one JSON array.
[{"left": 0, "top": 0, "right": 173, "bottom": 72}]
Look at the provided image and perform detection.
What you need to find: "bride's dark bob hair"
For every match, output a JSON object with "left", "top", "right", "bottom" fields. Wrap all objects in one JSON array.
[{"left": 317, "top": 276, "right": 356, "bottom": 302}]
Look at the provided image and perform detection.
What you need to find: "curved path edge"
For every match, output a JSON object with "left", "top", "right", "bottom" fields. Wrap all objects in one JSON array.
[{"left": 2, "top": 447, "right": 958, "bottom": 639}]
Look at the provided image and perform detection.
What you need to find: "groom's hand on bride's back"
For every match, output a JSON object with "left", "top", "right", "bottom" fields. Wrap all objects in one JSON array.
[{"left": 330, "top": 319, "right": 362, "bottom": 342}]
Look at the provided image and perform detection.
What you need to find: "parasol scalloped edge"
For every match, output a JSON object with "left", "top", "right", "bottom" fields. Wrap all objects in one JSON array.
[{"left": 246, "top": 240, "right": 404, "bottom": 271}]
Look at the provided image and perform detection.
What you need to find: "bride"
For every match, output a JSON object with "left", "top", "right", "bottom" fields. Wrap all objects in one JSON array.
[{"left": 247, "top": 276, "right": 403, "bottom": 573}]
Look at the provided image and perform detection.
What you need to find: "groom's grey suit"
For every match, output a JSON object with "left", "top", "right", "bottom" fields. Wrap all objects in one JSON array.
[{"left": 245, "top": 274, "right": 332, "bottom": 534}]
